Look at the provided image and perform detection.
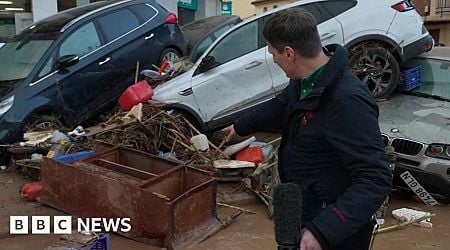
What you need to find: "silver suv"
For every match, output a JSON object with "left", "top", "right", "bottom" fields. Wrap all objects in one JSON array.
[{"left": 153, "top": 0, "right": 433, "bottom": 132}]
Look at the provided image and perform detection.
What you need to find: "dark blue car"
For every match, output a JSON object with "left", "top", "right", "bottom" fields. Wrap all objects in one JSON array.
[{"left": 0, "top": 0, "right": 185, "bottom": 143}]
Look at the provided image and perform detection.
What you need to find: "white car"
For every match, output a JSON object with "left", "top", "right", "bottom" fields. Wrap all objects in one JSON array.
[{"left": 153, "top": 0, "right": 433, "bottom": 132}]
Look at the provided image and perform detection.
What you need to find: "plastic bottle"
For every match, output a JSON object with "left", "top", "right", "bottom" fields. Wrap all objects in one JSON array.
[{"left": 190, "top": 134, "right": 209, "bottom": 151}]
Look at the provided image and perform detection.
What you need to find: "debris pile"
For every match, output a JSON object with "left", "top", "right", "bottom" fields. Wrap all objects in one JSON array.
[
  {"left": 70, "top": 102, "right": 210, "bottom": 164},
  {"left": 141, "top": 57, "right": 194, "bottom": 88}
]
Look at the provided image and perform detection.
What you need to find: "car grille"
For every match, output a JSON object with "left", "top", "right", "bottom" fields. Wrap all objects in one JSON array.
[{"left": 392, "top": 138, "right": 423, "bottom": 156}]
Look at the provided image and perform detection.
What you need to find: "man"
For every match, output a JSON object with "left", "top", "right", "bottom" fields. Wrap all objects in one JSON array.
[{"left": 222, "top": 8, "right": 392, "bottom": 250}]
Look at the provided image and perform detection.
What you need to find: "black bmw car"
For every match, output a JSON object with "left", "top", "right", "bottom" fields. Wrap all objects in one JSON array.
[{"left": 0, "top": 0, "right": 185, "bottom": 143}]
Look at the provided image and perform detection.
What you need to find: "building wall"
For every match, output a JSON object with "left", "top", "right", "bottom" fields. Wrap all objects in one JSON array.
[
  {"left": 413, "top": 0, "right": 450, "bottom": 46},
  {"left": 231, "top": 0, "right": 255, "bottom": 19},
  {"left": 32, "top": 0, "right": 58, "bottom": 22},
  {"left": 177, "top": 0, "right": 221, "bottom": 25},
  {"left": 156, "top": 0, "right": 178, "bottom": 14},
  {"left": 253, "top": 0, "right": 295, "bottom": 14},
  {"left": 428, "top": 23, "right": 450, "bottom": 45},
  {"left": 412, "top": 0, "right": 430, "bottom": 16},
  {"left": 195, "top": 0, "right": 220, "bottom": 20}
]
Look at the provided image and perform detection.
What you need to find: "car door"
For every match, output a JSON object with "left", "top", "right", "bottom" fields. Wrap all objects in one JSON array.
[
  {"left": 128, "top": 3, "right": 162, "bottom": 64},
  {"left": 97, "top": 5, "right": 159, "bottom": 98},
  {"left": 266, "top": 2, "right": 345, "bottom": 94},
  {"left": 40, "top": 21, "right": 114, "bottom": 124},
  {"left": 191, "top": 18, "right": 274, "bottom": 126}
]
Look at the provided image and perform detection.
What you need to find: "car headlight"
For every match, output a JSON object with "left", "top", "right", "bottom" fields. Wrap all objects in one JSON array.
[
  {"left": 0, "top": 95, "right": 14, "bottom": 116},
  {"left": 425, "top": 144, "right": 450, "bottom": 160}
]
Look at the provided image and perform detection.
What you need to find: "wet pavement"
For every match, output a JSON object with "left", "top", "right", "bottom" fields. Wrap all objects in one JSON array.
[{"left": 1, "top": 171, "right": 449, "bottom": 250}]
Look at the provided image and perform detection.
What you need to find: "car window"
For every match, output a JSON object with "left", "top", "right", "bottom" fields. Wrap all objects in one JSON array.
[
  {"left": 38, "top": 55, "right": 55, "bottom": 78},
  {"left": 193, "top": 36, "right": 214, "bottom": 62},
  {"left": 297, "top": 3, "right": 332, "bottom": 24},
  {"left": 0, "top": 39, "right": 54, "bottom": 81},
  {"left": 98, "top": 9, "right": 140, "bottom": 42},
  {"left": 321, "top": 1, "right": 356, "bottom": 17},
  {"left": 213, "top": 25, "right": 231, "bottom": 39},
  {"left": 59, "top": 22, "right": 101, "bottom": 58},
  {"left": 261, "top": 3, "right": 331, "bottom": 27},
  {"left": 129, "top": 3, "right": 158, "bottom": 23},
  {"left": 209, "top": 20, "right": 261, "bottom": 65},
  {"left": 408, "top": 58, "right": 450, "bottom": 99}
]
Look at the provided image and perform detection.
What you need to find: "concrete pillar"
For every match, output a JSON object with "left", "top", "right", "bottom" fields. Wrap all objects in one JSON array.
[{"left": 31, "top": 0, "right": 58, "bottom": 22}]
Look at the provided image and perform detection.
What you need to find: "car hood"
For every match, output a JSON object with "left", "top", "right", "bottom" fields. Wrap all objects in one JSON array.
[{"left": 378, "top": 94, "right": 450, "bottom": 144}]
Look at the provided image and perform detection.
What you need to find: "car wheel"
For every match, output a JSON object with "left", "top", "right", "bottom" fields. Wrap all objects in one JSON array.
[
  {"left": 159, "top": 48, "right": 181, "bottom": 65},
  {"left": 349, "top": 47, "right": 400, "bottom": 99},
  {"left": 24, "top": 114, "right": 66, "bottom": 133}
]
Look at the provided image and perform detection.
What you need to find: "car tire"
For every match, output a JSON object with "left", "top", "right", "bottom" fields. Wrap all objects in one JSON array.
[
  {"left": 349, "top": 47, "right": 400, "bottom": 99},
  {"left": 24, "top": 114, "right": 66, "bottom": 133},
  {"left": 159, "top": 48, "right": 181, "bottom": 65}
]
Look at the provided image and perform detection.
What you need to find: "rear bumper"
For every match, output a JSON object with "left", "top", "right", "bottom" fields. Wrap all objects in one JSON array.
[
  {"left": 393, "top": 163, "right": 450, "bottom": 202},
  {"left": 400, "top": 35, "right": 434, "bottom": 63}
]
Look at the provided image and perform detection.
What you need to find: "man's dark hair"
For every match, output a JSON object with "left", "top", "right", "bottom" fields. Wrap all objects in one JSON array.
[{"left": 262, "top": 8, "right": 322, "bottom": 58}]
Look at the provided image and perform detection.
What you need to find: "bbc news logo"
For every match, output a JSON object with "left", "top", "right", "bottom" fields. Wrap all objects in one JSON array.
[{"left": 10, "top": 216, "right": 131, "bottom": 234}]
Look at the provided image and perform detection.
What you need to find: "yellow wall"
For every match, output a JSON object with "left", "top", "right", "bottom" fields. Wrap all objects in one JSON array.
[
  {"left": 254, "top": 0, "right": 295, "bottom": 14},
  {"left": 230, "top": 0, "right": 255, "bottom": 19}
]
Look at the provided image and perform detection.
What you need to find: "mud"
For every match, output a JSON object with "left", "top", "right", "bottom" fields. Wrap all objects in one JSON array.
[{"left": 1, "top": 171, "right": 449, "bottom": 250}]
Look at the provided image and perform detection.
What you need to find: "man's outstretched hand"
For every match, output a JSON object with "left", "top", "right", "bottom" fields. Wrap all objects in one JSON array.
[
  {"left": 301, "top": 229, "right": 322, "bottom": 250},
  {"left": 221, "top": 124, "right": 237, "bottom": 142}
]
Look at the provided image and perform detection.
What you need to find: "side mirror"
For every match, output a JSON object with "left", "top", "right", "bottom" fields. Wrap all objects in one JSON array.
[
  {"left": 55, "top": 55, "right": 79, "bottom": 69},
  {"left": 199, "top": 56, "right": 219, "bottom": 73}
]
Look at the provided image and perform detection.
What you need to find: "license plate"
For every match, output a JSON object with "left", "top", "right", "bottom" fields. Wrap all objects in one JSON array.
[{"left": 399, "top": 171, "right": 441, "bottom": 206}]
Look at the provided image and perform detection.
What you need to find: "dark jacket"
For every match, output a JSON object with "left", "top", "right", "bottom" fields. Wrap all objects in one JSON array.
[{"left": 234, "top": 44, "right": 392, "bottom": 248}]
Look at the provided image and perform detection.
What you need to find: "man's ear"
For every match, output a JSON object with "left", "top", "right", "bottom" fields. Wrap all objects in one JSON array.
[{"left": 284, "top": 46, "right": 295, "bottom": 61}]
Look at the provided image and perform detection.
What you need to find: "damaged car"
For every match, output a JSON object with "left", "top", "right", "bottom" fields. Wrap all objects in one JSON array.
[
  {"left": 0, "top": 0, "right": 185, "bottom": 143},
  {"left": 153, "top": 0, "right": 433, "bottom": 132},
  {"left": 379, "top": 47, "right": 450, "bottom": 202},
  {"left": 181, "top": 15, "right": 242, "bottom": 63}
]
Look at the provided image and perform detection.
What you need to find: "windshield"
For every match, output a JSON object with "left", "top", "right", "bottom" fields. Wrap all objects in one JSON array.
[
  {"left": 406, "top": 57, "right": 450, "bottom": 100},
  {"left": 0, "top": 39, "right": 54, "bottom": 81}
]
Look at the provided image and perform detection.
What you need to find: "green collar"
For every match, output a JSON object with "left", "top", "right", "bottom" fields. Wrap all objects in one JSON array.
[{"left": 300, "top": 64, "right": 325, "bottom": 100}]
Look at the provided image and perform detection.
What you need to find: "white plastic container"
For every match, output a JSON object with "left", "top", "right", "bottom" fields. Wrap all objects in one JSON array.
[{"left": 191, "top": 134, "right": 209, "bottom": 151}]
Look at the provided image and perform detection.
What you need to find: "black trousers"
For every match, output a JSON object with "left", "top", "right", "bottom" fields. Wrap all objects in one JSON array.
[{"left": 331, "top": 220, "right": 375, "bottom": 250}]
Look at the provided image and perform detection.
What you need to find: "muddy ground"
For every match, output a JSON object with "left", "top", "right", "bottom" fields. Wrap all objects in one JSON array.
[{"left": 0, "top": 171, "right": 449, "bottom": 250}]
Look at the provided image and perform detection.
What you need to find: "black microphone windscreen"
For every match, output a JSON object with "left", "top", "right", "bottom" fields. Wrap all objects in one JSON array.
[{"left": 273, "top": 183, "right": 302, "bottom": 248}]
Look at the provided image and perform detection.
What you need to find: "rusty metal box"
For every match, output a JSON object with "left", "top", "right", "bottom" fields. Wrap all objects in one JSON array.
[{"left": 41, "top": 146, "right": 219, "bottom": 249}]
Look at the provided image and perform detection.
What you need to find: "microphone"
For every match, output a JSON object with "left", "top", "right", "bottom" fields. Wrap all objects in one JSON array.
[{"left": 273, "top": 183, "right": 302, "bottom": 250}]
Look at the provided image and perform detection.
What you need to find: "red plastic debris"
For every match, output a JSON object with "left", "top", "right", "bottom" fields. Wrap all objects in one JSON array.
[
  {"left": 21, "top": 181, "right": 43, "bottom": 202},
  {"left": 236, "top": 147, "right": 264, "bottom": 166},
  {"left": 118, "top": 80, "right": 154, "bottom": 111}
]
